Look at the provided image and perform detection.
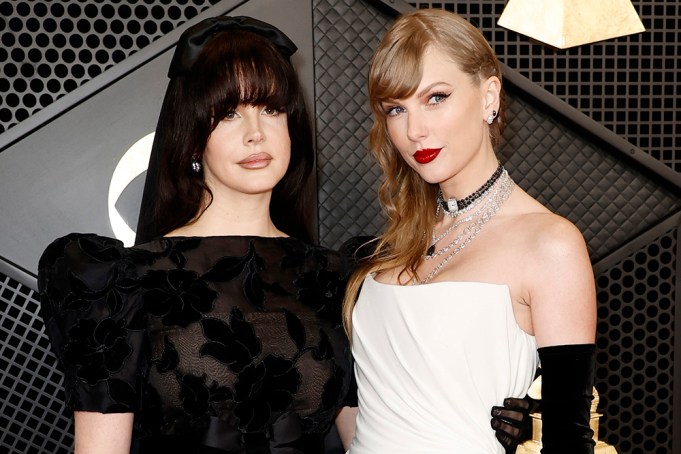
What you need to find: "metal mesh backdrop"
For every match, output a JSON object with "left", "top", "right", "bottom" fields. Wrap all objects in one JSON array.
[
  {"left": 0, "top": 0, "right": 680, "bottom": 453},
  {"left": 0, "top": 0, "right": 221, "bottom": 133},
  {"left": 593, "top": 226, "right": 677, "bottom": 453},
  {"left": 0, "top": 277, "right": 71, "bottom": 453}
]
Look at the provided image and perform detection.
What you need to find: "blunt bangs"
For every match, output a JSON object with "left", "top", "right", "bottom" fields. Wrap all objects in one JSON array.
[{"left": 192, "top": 31, "right": 295, "bottom": 125}]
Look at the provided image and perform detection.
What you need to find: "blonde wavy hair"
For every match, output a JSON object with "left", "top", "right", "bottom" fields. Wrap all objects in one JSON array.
[{"left": 342, "top": 9, "right": 505, "bottom": 337}]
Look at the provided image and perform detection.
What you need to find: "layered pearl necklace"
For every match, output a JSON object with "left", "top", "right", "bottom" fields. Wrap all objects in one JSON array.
[{"left": 419, "top": 166, "right": 514, "bottom": 284}]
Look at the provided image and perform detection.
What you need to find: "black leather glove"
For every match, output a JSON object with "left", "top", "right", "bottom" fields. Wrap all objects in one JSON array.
[
  {"left": 491, "top": 394, "right": 539, "bottom": 453},
  {"left": 538, "top": 343, "right": 596, "bottom": 454}
]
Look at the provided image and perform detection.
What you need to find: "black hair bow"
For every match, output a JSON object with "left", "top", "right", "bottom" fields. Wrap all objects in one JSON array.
[{"left": 168, "top": 15, "right": 298, "bottom": 78}]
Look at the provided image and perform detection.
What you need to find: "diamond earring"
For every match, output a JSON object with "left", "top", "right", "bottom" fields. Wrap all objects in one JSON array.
[
  {"left": 191, "top": 156, "right": 202, "bottom": 173},
  {"left": 486, "top": 110, "right": 497, "bottom": 125}
]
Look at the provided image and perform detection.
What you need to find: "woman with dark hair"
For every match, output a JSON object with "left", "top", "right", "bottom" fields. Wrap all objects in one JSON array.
[
  {"left": 37, "top": 17, "right": 357, "bottom": 453},
  {"left": 344, "top": 9, "right": 597, "bottom": 454},
  {"left": 136, "top": 17, "right": 315, "bottom": 244}
]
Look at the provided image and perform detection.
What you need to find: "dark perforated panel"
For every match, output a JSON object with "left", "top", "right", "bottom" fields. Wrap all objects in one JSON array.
[
  {"left": 595, "top": 229, "right": 676, "bottom": 454},
  {"left": 0, "top": 0, "right": 220, "bottom": 134},
  {"left": 410, "top": 1, "right": 681, "bottom": 173},
  {"left": 0, "top": 272, "right": 73, "bottom": 453}
]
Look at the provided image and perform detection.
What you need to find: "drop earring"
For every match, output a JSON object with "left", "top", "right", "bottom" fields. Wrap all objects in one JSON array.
[
  {"left": 191, "top": 156, "right": 202, "bottom": 173},
  {"left": 486, "top": 110, "right": 497, "bottom": 125}
]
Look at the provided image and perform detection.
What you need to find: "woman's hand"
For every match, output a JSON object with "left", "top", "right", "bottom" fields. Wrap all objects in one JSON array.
[
  {"left": 491, "top": 395, "right": 540, "bottom": 453},
  {"left": 335, "top": 406, "right": 359, "bottom": 451}
]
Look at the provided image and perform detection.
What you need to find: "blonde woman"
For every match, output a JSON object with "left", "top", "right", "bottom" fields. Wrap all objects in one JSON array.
[{"left": 344, "top": 9, "right": 596, "bottom": 454}]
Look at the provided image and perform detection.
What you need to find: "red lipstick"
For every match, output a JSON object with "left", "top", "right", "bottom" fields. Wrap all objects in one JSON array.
[{"left": 413, "top": 148, "right": 442, "bottom": 164}]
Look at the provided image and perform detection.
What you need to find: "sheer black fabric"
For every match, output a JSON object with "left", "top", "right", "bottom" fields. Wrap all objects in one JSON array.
[{"left": 38, "top": 234, "right": 355, "bottom": 453}]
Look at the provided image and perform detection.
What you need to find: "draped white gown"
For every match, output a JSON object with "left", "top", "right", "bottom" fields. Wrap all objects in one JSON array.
[{"left": 349, "top": 276, "right": 537, "bottom": 454}]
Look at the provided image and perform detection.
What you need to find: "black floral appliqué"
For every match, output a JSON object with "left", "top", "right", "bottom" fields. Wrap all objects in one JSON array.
[
  {"left": 40, "top": 234, "right": 139, "bottom": 318},
  {"left": 178, "top": 373, "right": 232, "bottom": 421},
  {"left": 142, "top": 269, "right": 216, "bottom": 327},
  {"left": 156, "top": 336, "right": 180, "bottom": 373},
  {"left": 64, "top": 265, "right": 139, "bottom": 317},
  {"left": 63, "top": 318, "right": 133, "bottom": 385},
  {"left": 233, "top": 354, "right": 301, "bottom": 431},
  {"left": 37, "top": 234, "right": 356, "bottom": 447},
  {"left": 284, "top": 309, "right": 306, "bottom": 352},
  {"left": 199, "top": 307, "right": 261, "bottom": 373},
  {"left": 294, "top": 269, "right": 345, "bottom": 323},
  {"left": 202, "top": 241, "right": 270, "bottom": 309},
  {"left": 165, "top": 237, "right": 202, "bottom": 269},
  {"left": 279, "top": 240, "right": 329, "bottom": 271}
]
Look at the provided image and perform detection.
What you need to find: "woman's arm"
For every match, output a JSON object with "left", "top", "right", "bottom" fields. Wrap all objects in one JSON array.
[
  {"left": 528, "top": 217, "right": 596, "bottom": 347},
  {"left": 335, "top": 406, "right": 358, "bottom": 451},
  {"left": 528, "top": 217, "right": 597, "bottom": 454},
  {"left": 73, "top": 411, "right": 134, "bottom": 454}
]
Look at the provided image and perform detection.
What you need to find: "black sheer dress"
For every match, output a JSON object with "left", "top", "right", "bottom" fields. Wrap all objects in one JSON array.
[{"left": 38, "top": 234, "right": 356, "bottom": 453}]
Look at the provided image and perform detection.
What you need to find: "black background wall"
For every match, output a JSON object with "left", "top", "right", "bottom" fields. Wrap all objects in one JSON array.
[{"left": 0, "top": 0, "right": 679, "bottom": 453}]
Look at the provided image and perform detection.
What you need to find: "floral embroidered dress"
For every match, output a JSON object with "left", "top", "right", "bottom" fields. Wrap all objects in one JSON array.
[{"left": 38, "top": 234, "right": 356, "bottom": 453}]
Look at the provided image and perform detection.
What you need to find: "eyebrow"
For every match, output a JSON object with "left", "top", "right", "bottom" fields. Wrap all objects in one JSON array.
[
  {"left": 416, "top": 82, "right": 451, "bottom": 98},
  {"left": 380, "top": 82, "right": 453, "bottom": 105}
]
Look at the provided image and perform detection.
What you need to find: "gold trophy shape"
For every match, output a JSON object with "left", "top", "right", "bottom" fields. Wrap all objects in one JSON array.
[{"left": 516, "top": 376, "right": 618, "bottom": 454}]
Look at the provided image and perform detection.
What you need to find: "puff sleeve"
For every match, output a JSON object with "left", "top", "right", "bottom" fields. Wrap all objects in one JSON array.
[{"left": 38, "top": 233, "right": 149, "bottom": 413}]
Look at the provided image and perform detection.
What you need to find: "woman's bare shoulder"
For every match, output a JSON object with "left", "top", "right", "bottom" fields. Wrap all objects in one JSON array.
[
  {"left": 507, "top": 187, "right": 587, "bottom": 258},
  {"left": 506, "top": 190, "right": 596, "bottom": 344}
]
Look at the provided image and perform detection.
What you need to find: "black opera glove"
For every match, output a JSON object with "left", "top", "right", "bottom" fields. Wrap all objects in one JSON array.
[
  {"left": 538, "top": 343, "right": 596, "bottom": 454},
  {"left": 490, "top": 394, "right": 539, "bottom": 453}
]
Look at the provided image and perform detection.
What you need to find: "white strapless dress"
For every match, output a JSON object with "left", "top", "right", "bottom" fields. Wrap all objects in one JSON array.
[{"left": 349, "top": 276, "right": 537, "bottom": 454}]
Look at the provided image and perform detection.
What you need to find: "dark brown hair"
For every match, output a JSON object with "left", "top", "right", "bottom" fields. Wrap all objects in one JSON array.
[{"left": 136, "top": 29, "right": 314, "bottom": 243}]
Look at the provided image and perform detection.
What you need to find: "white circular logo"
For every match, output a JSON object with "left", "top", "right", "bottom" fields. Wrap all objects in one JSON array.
[{"left": 108, "top": 133, "right": 154, "bottom": 246}]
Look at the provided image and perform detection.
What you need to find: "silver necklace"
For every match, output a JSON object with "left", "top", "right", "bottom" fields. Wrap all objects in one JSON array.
[
  {"left": 427, "top": 169, "right": 510, "bottom": 258},
  {"left": 419, "top": 171, "right": 513, "bottom": 284},
  {"left": 436, "top": 163, "right": 504, "bottom": 218},
  {"left": 426, "top": 212, "right": 477, "bottom": 257}
]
